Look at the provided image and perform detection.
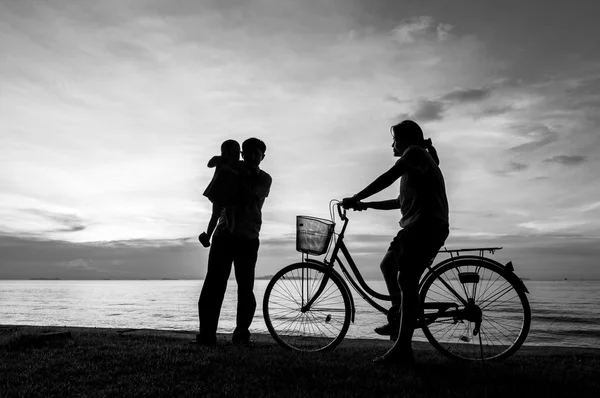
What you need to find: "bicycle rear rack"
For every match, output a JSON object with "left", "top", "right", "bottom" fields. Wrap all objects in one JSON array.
[{"left": 439, "top": 247, "right": 503, "bottom": 258}]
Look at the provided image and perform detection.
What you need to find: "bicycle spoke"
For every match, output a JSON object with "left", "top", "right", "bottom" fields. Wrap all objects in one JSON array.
[
  {"left": 420, "top": 260, "right": 530, "bottom": 361},
  {"left": 264, "top": 263, "right": 351, "bottom": 352}
]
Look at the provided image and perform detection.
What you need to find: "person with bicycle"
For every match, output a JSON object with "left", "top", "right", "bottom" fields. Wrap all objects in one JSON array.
[{"left": 342, "top": 120, "right": 449, "bottom": 364}]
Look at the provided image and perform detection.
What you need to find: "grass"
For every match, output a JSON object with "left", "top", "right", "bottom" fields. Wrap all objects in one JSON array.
[{"left": 1, "top": 326, "right": 599, "bottom": 397}]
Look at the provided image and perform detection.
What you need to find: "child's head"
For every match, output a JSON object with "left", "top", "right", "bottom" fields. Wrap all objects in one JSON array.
[{"left": 220, "top": 139, "right": 241, "bottom": 161}]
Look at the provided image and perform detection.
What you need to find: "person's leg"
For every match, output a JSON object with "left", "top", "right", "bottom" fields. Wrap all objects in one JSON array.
[
  {"left": 374, "top": 250, "right": 402, "bottom": 338},
  {"left": 375, "top": 225, "right": 449, "bottom": 363},
  {"left": 374, "top": 232, "right": 405, "bottom": 338},
  {"left": 197, "top": 234, "right": 234, "bottom": 343},
  {"left": 380, "top": 250, "right": 401, "bottom": 307},
  {"left": 374, "top": 269, "right": 420, "bottom": 362},
  {"left": 394, "top": 273, "right": 420, "bottom": 358},
  {"left": 231, "top": 238, "right": 259, "bottom": 344}
]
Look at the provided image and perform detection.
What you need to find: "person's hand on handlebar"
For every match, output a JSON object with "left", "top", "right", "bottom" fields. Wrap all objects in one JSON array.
[{"left": 341, "top": 196, "right": 368, "bottom": 211}]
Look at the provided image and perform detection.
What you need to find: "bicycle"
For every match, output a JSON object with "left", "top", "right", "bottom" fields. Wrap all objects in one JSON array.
[{"left": 262, "top": 201, "right": 531, "bottom": 361}]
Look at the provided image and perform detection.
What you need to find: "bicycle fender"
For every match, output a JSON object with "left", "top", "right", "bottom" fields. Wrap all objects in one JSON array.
[
  {"left": 305, "top": 258, "right": 356, "bottom": 323},
  {"left": 421, "top": 255, "right": 530, "bottom": 295},
  {"left": 458, "top": 256, "right": 529, "bottom": 294},
  {"left": 504, "top": 261, "right": 530, "bottom": 293}
]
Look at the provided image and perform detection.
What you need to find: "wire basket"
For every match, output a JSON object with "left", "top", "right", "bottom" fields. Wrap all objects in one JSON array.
[{"left": 296, "top": 216, "right": 335, "bottom": 256}]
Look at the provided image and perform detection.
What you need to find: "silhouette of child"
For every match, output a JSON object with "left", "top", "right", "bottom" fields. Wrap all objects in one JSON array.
[{"left": 199, "top": 139, "right": 244, "bottom": 247}]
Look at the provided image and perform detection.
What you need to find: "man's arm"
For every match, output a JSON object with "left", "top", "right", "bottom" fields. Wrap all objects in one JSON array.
[
  {"left": 239, "top": 172, "right": 272, "bottom": 205},
  {"left": 255, "top": 173, "right": 272, "bottom": 201}
]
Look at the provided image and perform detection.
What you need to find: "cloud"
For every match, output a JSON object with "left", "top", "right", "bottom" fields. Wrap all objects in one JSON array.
[
  {"left": 398, "top": 100, "right": 446, "bottom": 122},
  {"left": 59, "top": 258, "right": 105, "bottom": 273},
  {"left": 576, "top": 201, "right": 600, "bottom": 212},
  {"left": 397, "top": 83, "right": 501, "bottom": 123},
  {"left": 507, "top": 161, "right": 529, "bottom": 172},
  {"left": 441, "top": 87, "right": 492, "bottom": 103},
  {"left": 104, "top": 39, "right": 159, "bottom": 67},
  {"left": 384, "top": 95, "right": 405, "bottom": 104},
  {"left": 62, "top": 259, "right": 89, "bottom": 269},
  {"left": 543, "top": 155, "right": 587, "bottom": 166},
  {"left": 391, "top": 16, "right": 434, "bottom": 44},
  {"left": 0, "top": 234, "right": 205, "bottom": 279},
  {"left": 19, "top": 209, "right": 86, "bottom": 233},
  {"left": 509, "top": 124, "right": 559, "bottom": 153},
  {"left": 518, "top": 219, "right": 587, "bottom": 233},
  {"left": 100, "top": 237, "right": 194, "bottom": 248},
  {"left": 494, "top": 161, "right": 529, "bottom": 176},
  {"left": 478, "top": 104, "right": 514, "bottom": 117},
  {"left": 436, "top": 23, "right": 454, "bottom": 41}
]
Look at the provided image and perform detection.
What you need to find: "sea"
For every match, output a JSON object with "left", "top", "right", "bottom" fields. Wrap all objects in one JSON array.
[{"left": 1, "top": 279, "right": 599, "bottom": 349}]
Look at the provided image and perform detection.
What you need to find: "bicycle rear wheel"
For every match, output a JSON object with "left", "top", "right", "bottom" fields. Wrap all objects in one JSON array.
[
  {"left": 263, "top": 262, "right": 352, "bottom": 352},
  {"left": 419, "top": 259, "right": 531, "bottom": 361}
]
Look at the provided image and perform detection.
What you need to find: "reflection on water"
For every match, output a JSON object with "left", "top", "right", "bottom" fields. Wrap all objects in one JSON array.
[{"left": 0, "top": 280, "right": 598, "bottom": 349}]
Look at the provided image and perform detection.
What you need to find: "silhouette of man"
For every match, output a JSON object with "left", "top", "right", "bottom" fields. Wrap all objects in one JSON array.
[{"left": 197, "top": 137, "right": 272, "bottom": 345}]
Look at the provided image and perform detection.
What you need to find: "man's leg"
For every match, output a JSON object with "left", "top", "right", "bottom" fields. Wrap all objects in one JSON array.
[
  {"left": 197, "top": 234, "right": 234, "bottom": 343},
  {"left": 231, "top": 238, "right": 259, "bottom": 344}
]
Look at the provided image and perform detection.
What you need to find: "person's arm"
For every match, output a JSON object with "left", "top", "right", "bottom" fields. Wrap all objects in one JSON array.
[
  {"left": 352, "top": 161, "right": 407, "bottom": 202},
  {"left": 207, "top": 155, "right": 223, "bottom": 168},
  {"left": 361, "top": 198, "right": 401, "bottom": 210},
  {"left": 255, "top": 173, "right": 272, "bottom": 201},
  {"left": 239, "top": 171, "right": 272, "bottom": 205}
]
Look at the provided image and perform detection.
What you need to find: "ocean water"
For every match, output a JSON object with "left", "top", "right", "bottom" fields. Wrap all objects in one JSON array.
[{"left": 1, "top": 279, "right": 598, "bottom": 349}]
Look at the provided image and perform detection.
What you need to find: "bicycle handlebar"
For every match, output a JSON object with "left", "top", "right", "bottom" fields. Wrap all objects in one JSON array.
[{"left": 336, "top": 202, "right": 347, "bottom": 220}]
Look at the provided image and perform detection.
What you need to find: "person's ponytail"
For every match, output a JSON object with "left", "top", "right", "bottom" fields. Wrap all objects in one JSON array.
[{"left": 421, "top": 138, "right": 440, "bottom": 166}]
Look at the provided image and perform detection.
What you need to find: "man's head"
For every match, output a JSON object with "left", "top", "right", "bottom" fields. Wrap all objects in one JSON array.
[
  {"left": 390, "top": 120, "right": 424, "bottom": 157},
  {"left": 242, "top": 138, "right": 267, "bottom": 169}
]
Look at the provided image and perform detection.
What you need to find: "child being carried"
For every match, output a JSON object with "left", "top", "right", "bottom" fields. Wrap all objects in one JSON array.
[{"left": 199, "top": 139, "right": 244, "bottom": 247}]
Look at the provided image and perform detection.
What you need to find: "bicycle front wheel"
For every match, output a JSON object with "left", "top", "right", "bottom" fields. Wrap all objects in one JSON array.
[
  {"left": 262, "top": 262, "right": 352, "bottom": 352},
  {"left": 419, "top": 259, "right": 531, "bottom": 361}
]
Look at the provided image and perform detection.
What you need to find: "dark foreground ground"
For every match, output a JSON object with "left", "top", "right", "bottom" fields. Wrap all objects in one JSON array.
[{"left": 1, "top": 325, "right": 599, "bottom": 397}]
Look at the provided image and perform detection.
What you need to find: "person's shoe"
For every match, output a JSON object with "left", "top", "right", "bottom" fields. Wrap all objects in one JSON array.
[
  {"left": 232, "top": 332, "right": 252, "bottom": 346},
  {"left": 198, "top": 232, "right": 211, "bottom": 248},
  {"left": 232, "top": 338, "right": 254, "bottom": 346},
  {"left": 374, "top": 323, "right": 399, "bottom": 341},
  {"left": 194, "top": 333, "right": 216, "bottom": 346}
]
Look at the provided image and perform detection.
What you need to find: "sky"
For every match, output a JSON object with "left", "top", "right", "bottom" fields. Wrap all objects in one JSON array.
[{"left": 1, "top": 0, "right": 599, "bottom": 280}]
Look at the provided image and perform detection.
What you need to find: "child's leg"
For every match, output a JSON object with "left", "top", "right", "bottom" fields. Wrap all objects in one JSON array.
[
  {"left": 199, "top": 204, "right": 222, "bottom": 247},
  {"left": 206, "top": 203, "right": 222, "bottom": 237}
]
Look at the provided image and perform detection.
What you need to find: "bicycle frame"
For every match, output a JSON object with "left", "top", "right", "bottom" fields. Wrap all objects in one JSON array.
[
  {"left": 300, "top": 206, "right": 407, "bottom": 317},
  {"left": 301, "top": 204, "right": 515, "bottom": 320}
]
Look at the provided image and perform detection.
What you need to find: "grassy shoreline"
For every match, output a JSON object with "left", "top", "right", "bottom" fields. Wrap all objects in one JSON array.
[{"left": 2, "top": 325, "right": 599, "bottom": 397}]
